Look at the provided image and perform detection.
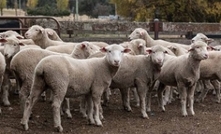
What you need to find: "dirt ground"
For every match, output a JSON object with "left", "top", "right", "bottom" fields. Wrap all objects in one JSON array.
[{"left": 0, "top": 89, "right": 221, "bottom": 134}]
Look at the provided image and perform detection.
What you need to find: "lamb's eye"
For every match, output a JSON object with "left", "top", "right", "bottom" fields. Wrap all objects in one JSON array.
[
  {"left": 14, "top": 44, "right": 17, "bottom": 46},
  {"left": 108, "top": 50, "right": 111, "bottom": 53}
]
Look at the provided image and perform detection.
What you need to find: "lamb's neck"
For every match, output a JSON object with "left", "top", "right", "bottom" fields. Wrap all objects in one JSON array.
[
  {"left": 33, "top": 34, "right": 48, "bottom": 48},
  {"left": 143, "top": 31, "right": 154, "bottom": 47},
  {"left": 188, "top": 54, "right": 201, "bottom": 73},
  {"left": 104, "top": 58, "right": 119, "bottom": 78}
]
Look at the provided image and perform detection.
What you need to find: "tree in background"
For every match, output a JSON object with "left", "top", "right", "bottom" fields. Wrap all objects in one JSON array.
[
  {"left": 0, "top": 0, "right": 6, "bottom": 15},
  {"left": 27, "top": 0, "right": 38, "bottom": 9},
  {"left": 110, "top": 0, "right": 221, "bottom": 22},
  {"left": 56, "top": 0, "right": 69, "bottom": 11},
  {"left": 79, "top": 0, "right": 114, "bottom": 18}
]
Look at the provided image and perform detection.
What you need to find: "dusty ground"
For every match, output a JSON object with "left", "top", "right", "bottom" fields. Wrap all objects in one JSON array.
[{"left": 0, "top": 89, "right": 221, "bottom": 134}]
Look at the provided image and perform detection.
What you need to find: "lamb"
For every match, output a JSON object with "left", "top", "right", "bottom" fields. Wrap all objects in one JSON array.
[
  {"left": 25, "top": 25, "right": 77, "bottom": 49},
  {"left": 0, "top": 30, "right": 24, "bottom": 39},
  {"left": 10, "top": 42, "right": 100, "bottom": 115},
  {"left": 129, "top": 28, "right": 190, "bottom": 50},
  {"left": 109, "top": 45, "right": 168, "bottom": 119},
  {"left": 0, "top": 36, "right": 41, "bottom": 105},
  {"left": 195, "top": 51, "right": 221, "bottom": 103},
  {"left": 0, "top": 52, "right": 6, "bottom": 114},
  {"left": 156, "top": 40, "right": 208, "bottom": 117},
  {"left": 20, "top": 44, "right": 130, "bottom": 132},
  {"left": 120, "top": 39, "right": 147, "bottom": 55},
  {"left": 191, "top": 33, "right": 213, "bottom": 44}
]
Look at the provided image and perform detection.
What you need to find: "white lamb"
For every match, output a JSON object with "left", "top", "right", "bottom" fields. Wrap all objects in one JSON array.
[
  {"left": 156, "top": 40, "right": 208, "bottom": 117},
  {"left": 109, "top": 45, "right": 168, "bottom": 118},
  {"left": 21, "top": 44, "right": 130, "bottom": 132},
  {"left": 0, "top": 52, "right": 6, "bottom": 114},
  {"left": 10, "top": 42, "right": 100, "bottom": 116},
  {"left": 25, "top": 25, "right": 77, "bottom": 49},
  {"left": 129, "top": 28, "right": 190, "bottom": 50}
]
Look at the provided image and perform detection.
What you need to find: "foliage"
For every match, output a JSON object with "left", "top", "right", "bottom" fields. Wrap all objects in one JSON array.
[
  {"left": 27, "top": 0, "right": 38, "bottom": 9},
  {"left": 110, "top": 0, "right": 221, "bottom": 22},
  {"left": 27, "top": 5, "right": 70, "bottom": 16},
  {"left": 0, "top": 0, "right": 6, "bottom": 15},
  {"left": 78, "top": 0, "right": 114, "bottom": 17},
  {"left": 56, "top": 0, "right": 69, "bottom": 11}
]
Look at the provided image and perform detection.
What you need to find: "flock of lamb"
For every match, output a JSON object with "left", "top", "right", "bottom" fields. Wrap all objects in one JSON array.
[{"left": 0, "top": 24, "right": 220, "bottom": 132}]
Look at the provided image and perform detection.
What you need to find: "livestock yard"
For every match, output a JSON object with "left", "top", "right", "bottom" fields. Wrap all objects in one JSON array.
[
  {"left": 0, "top": 15, "right": 221, "bottom": 134},
  {"left": 0, "top": 89, "right": 220, "bottom": 134}
]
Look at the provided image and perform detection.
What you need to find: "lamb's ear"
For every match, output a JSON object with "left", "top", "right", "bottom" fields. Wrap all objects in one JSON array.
[
  {"left": 19, "top": 43, "right": 25, "bottom": 46},
  {"left": 206, "top": 38, "right": 214, "bottom": 44},
  {"left": 80, "top": 43, "right": 86, "bottom": 49},
  {"left": 123, "top": 48, "right": 131, "bottom": 53},
  {"left": 100, "top": 47, "right": 107, "bottom": 52},
  {"left": 0, "top": 38, "right": 7, "bottom": 43},
  {"left": 208, "top": 46, "right": 219, "bottom": 51},
  {"left": 146, "top": 48, "right": 152, "bottom": 54},
  {"left": 16, "top": 35, "right": 24, "bottom": 39},
  {"left": 47, "top": 31, "right": 53, "bottom": 36}
]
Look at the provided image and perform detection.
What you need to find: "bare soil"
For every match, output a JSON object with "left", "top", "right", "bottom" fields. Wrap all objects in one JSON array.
[{"left": 0, "top": 89, "right": 220, "bottom": 134}]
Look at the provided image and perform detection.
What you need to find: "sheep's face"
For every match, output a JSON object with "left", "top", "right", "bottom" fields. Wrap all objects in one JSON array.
[
  {"left": 147, "top": 45, "right": 168, "bottom": 68},
  {"left": 72, "top": 42, "right": 99, "bottom": 59},
  {"left": 129, "top": 28, "right": 146, "bottom": 40},
  {"left": 130, "top": 39, "right": 147, "bottom": 55},
  {"left": 191, "top": 33, "right": 213, "bottom": 44},
  {"left": 25, "top": 25, "right": 44, "bottom": 40},
  {"left": 189, "top": 40, "right": 209, "bottom": 60},
  {"left": 0, "top": 37, "right": 24, "bottom": 59},
  {"left": 101, "top": 44, "right": 130, "bottom": 67}
]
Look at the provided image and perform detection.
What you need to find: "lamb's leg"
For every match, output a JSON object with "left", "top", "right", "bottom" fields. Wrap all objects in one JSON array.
[
  {"left": 136, "top": 81, "right": 149, "bottom": 119},
  {"left": 146, "top": 80, "right": 159, "bottom": 112},
  {"left": 163, "top": 86, "right": 171, "bottom": 105},
  {"left": 20, "top": 87, "right": 43, "bottom": 131},
  {"left": 92, "top": 93, "right": 103, "bottom": 126},
  {"left": 131, "top": 87, "right": 140, "bottom": 107},
  {"left": 62, "top": 98, "right": 72, "bottom": 119},
  {"left": 157, "top": 82, "right": 166, "bottom": 112},
  {"left": 21, "top": 75, "right": 46, "bottom": 131},
  {"left": 52, "top": 91, "right": 65, "bottom": 132},
  {"left": 102, "top": 88, "right": 111, "bottom": 106},
  {"left": 187, "top": 84, "right": 196, "bottom": 116},
  {"left": 79, "top": 96, "right": 87, "bottom": 118},
  {"left": 196, "top": 80, "right": 213, "bottom": 102},
  {"left": 179, "top": 85, "right": 188, "bottom": 117},
  {"left": 119, "top": 88, "right": 131, "bottom": 112},
  {"left": 2, "top": 73, "right": 11, "bottom": 106},
  {"left": 86, "top": 94, "right": 95, "bottom": 125},
  {"left": 211, "top": 80, "right": 220, "bottom": 103}
]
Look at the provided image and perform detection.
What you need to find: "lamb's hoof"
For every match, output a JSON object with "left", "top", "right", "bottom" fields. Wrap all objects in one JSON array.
[
  {"left": 88, "top": 119, "right": 95, "bottom": 125},
  {"left": 21, "top": 122, "right": 29, "bottom": 131},
  {"left": 82, "top": 114, "right": 87, "bottom": 118},
  {"left": 95, "top": 123, "right": 103, "bottom": 127},
  {"left": 182, "top": 114, "right": 188, "bottom": 117},
  {"left": 216, "top": 100, "right": 220, "bottom": 104},
  {"left": 134, "top": 103, "right": 140, "bottom": 108},
  {"left": 123, "top": 106, "right": 132, "bottom": 112},
  {"left": 54, "top": 126, "right": 63, "bottom": 132},
  {"left": 13, "top": 90, "right": 19, "bottom": 95},
  {"left": 142, "top": 115, "right": 149, "bottom": 119},
  {"left": 67, "top": 115, "right": 72, "bottom": 119},
  {"left": 0, "top": 109, "right": 2, "bottom": 115},
  {"left": 41, "top": 97, "right": 46, "bottom": 102},
  {"left": 3, "top": 101, "right": 10, "bottom": 106},
  {"left": 195, "top": 98, "right": 202, "bottom": 103}
]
